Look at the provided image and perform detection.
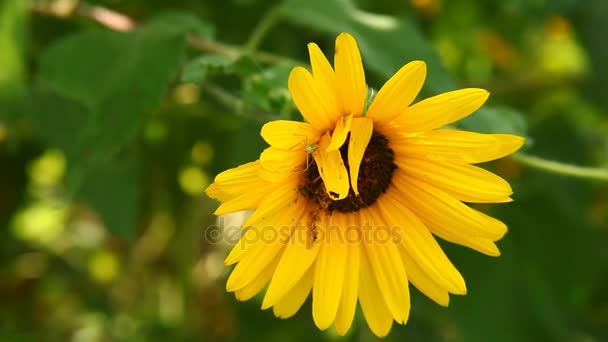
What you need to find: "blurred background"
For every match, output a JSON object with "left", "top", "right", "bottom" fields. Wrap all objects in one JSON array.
[{"left": 1, "top": 0, "right": 607, "bottom": 341}]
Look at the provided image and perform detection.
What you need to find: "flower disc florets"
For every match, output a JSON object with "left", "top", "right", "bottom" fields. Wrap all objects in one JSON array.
[{"left": 300, "top": 131, "right": 396, "bottom": 213}]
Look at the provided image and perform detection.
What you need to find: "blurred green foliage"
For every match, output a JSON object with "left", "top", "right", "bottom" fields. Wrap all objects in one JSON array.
[{"left": 0, "top": 0, "right": 607, "bottom": 341}]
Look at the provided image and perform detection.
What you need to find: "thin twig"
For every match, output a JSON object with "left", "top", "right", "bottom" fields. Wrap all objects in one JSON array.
[
  {"left": 31, "top": 0, "right": 135, "bottom": 31},
  {"left": 76, "top": 2, "right": 135, "bottom": 31}
]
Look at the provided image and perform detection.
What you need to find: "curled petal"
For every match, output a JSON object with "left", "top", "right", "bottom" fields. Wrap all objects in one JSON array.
[{"left": 312, "top": 133, "right": 350, "bottom": 200}]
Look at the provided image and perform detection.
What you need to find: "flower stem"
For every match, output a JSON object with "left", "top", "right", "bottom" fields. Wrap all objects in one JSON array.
[
  {"left": 244, "top": 4, "right": 283, "bottom": 54},
  {"left": 512, "top": 153, "right": 608, "bottom": 181}
]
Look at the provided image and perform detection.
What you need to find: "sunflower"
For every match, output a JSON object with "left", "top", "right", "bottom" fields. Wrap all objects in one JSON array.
[{"left": 206, "top": 32, "right": 524, "bottom": 337}]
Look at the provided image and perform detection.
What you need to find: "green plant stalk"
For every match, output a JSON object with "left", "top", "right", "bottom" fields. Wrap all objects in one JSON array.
[
  {"left": 513, "top": 153, "right": 608, "bottom": 181},
  {"left": 244, "top": 4, "right": 284, "bottom": 54}
]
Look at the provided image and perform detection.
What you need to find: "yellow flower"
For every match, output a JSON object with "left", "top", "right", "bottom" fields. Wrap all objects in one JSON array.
[{"left": 206, "top": 32, "right": 524, "bottom": 337}]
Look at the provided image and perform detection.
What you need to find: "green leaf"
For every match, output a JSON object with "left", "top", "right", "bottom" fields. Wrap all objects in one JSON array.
[
  {"left": 144, "top": 11, "right": 215, "bottom": 39},
  {"left": 242, "top": 62, "right": 296, "bottom": 119},
  {"left": 28, "top": 88, "right": 89, "bottom": 158},
  {"left": 39, "top": 23, "right": 187, "bottom": 108},
  {"left": 232, "top": 55, "right": 263, "bottom": 78},
  {"left": 181, "top": 54, "right": 235, "bottom": 84},
  {"left": 31, "top": 15, "right": 196, "bottom": 239},
  {"left": 282, "top": 0, "right": 455, "bottom": 93},
  {"left": 79, "top": 157, "right": 141, "bottom": 241},
  {"left": 457, "top": 106, "right": 528, "bottom": 136},
  {"left": 181, "top": 54, "right": 261, "bottom": 84},
  {"left": 38, "top": 30, "right": 128, "bottom": 107},
  {"left": 36, "top": 18, "right": 189, "bottom": 170}
]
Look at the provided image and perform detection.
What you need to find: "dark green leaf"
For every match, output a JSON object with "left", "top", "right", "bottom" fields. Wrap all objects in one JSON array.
[
  {"left": 38, "top": 30, "right": 130, "bottom": 107},
  {"left": 28, "top": 87, "right": 89, "bottom": 158},
  {"left": 35, "top": 18, "right": 188, "bottom": 182},
  {"left": 79, "top": 157, "right": 141, "bottom": 241}
]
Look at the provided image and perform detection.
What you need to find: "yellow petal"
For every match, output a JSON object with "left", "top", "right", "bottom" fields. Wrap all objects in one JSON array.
[
  {"left": 225, "top": 228, "right": 259, "bottom": 265},
  {"left": 227, "top": 203, "right": 307, "bottom": 291},
  {"left": 214, "top": 190, "right": 268, "bottom": 216},
  {"left": 393, "top": 174, "right": 507, "bottom": 256},
  {"left": 395, "top": 157, "right": 514, "bottom": 203},
  {"left": 389, "top": 177, "right": 503, "bottom": 256},
  {"left": 226, "top": 232, "right": 288, "bottom": 292},
  {"left": 262, "top": 211, "right": 321, "bottom": 309},
  {"left": 393, "top": 88, "right": 489, "bottom": 132},
  {"left": 431, "top": 230, "right": 502, "bottom": 257},
  {"left": 417, "top": 209, "right": 503, "bottom": 256},
  {"left": 326, "top": 114, "right": 353, "bottom": 152},
  {"left": 398, "top": 245, "right": 450, "bottom": 306},
  {"left": 258, "top": 147, "right": 306, "bottom": 181},
  {"left": 334, "top": 214, "right": 361, "bottom": 336},
  {"left": 348, "top": 117, "right": 373, "bottom": 195},
  {"left": 392, "top": 171, "right": 508, "bottom": 241},
  {"left": 379, "top": 190, "right": 466, "bottom": 295},
  {"left": 235, "top": 254, "right": 280, "bottom": 301},
  {"left": 288, "top": 67, "right": 333, "bottom": 129},
  {"left": 312, "top": 216, "right": 347, "bottom": 330},
  {"left": 272, "top": 266, "right": 314, "bottom": 318},
  {"left": 308, "top": 43, "right": 341, "bottom": 124},
  {"left": 362, "top": 208, "right": 410, "bottom": 324},
  {"left": 226, "top": 213, "right": 292, "bottom": 266},
  {"left": 312, "top": 133, "right": 350, "bottom": 200},
  {"left": 392, "top": 130, "right": 525, "bottom": 164},
  {"left": 241, "top": 179, "right": 300, "bottom": 227},
  {"left": 334, "top": 32, "right": 366, "bottom": 117},
  {"left": 204, "top": 183, "right": 224, "bottom": 200},
  {"left": 358, "top": 240, "right": 394, "bottom": 337},
  {"left": 260, "top": 120, "right": 320, "bottom": 150},
  {"left": 367, "top": 61, "right": 426, "bottom": 124},
  {"left": 206, "top": 161, "right": 262, "bottom": 201}
]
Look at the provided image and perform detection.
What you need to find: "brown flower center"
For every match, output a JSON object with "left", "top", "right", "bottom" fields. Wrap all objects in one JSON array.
[{"left": 299, "top": 131, "right": 396, "bottom": 213}]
